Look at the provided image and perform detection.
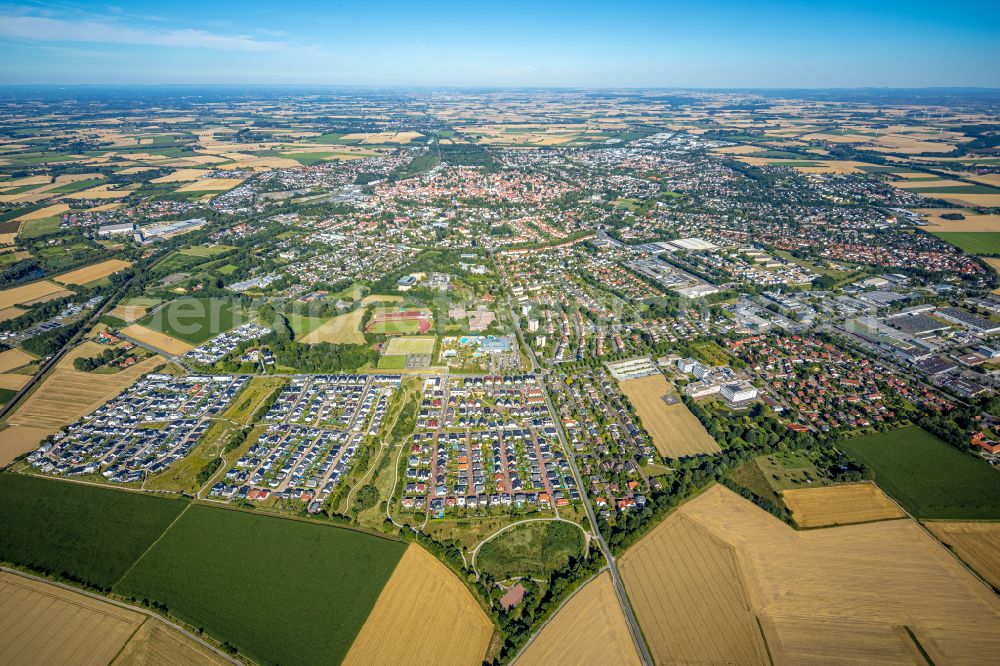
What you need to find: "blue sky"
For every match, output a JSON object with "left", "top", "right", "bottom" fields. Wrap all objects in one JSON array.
[{"left": 0, "top": 0, "right": 997, "bottom": 87}]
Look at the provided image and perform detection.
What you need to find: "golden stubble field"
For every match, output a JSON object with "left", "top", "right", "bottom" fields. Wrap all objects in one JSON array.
[
  {"left": 0, "top": 425, "right": 57, "bottom": 467},
  {"left": 924, "top": 521, "right": 1000, "bottom": 591},
  {"left": 621, "top": 485, "right": 1000, "bottom": 665},
  {"left": 176, "top": 178, "right": 244, "bottom": 192},
  {"left": 0, "top": 571, "right": 228, "bottom": 666},
  {"left": 111, "top": 616, "right": 230, "bottom": 666},
  {"left": 516, "top": 571, "right": 640, "bottom": 666},
  {"left": 0, "top": 571, "right": 144, "bottom": 665},
  {"left": 782, "top": 483, "right": 906, "bottom": 528},
  {"left": 120, "top": 324, "right": 194, "bottom": 355},
  {"left": 619, "top": 511, "right": 770, "bottom": 665},
  {"left": 109, "top": 303, "right": 152, "bottom": 323},
  {"left": 0, "top": 347, "right": 34, "bottom": 373},
  {"left": 617, "top": 374, "right": 720, "bottom": 458},
  {"left": 53, "top": 259, "right": 132, "bottom": 286},
  {"left": 914, "top": 208, "right": 1000, "bottom": 232},
  {"left": 342, "top": 544, "right": 493, "bottom": 666},
  {"left": 0, "top": 280, "right": 73, "bottom": 310},
  {"left": 7, "top": 341, "right": 164, "bottom": 431}
]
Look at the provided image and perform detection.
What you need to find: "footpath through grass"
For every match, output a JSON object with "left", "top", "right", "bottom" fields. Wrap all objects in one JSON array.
[{"left": 839, "top": 426, "right": 1000, "bottom": 519}]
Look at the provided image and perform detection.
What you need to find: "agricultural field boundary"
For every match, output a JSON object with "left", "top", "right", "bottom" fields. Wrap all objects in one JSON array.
[{"left": 0, "top": 564, "right": 239, "bottom": 665}]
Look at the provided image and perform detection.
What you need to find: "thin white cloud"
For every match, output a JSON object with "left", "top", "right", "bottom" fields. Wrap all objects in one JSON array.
[{"left": 0, "top": 13, "right": 283, "bottom": 51}]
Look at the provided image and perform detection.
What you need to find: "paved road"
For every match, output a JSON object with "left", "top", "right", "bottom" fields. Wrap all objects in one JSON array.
[
  {"left": 538, "top": 376, "right": 653, "bottom": 665},
  {"left": 496, "top": 248, "right": 651, "bottom": 663}
]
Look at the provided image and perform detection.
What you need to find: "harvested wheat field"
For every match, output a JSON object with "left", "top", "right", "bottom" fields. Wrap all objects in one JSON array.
[
  {"left": 915, "top": 208, "right": 1000, "bottom": 232},
  {"left": 0, "top": 306, "right": 25, "bottom": 322},
  {"left": 647, "top": 485, "right": 1000, "bottom": 664},
  {"left": 7, "top": 341, "right": 163, "bottom": 430},
  {"left": 924, "top": 521, "right": 1000, "bottom": 591},
  {"left": 0, "top": 280, "right": 72, "bottom": 310},
  {"left": 111, "top": 617, "right": 230, "bottom": 666},
  {"left": 301, "top": 308, "right": 365, "bottom": 344},
  {"left": 0, "top": 373, "right": 29, "bottom": 390},
  {"left": 53, "top": 259, "right": 132, "bottom": 286},
  {"left": 120, "top": 325, "right": 194, "bottom": 355},
  {"left": 342, "top": 544, "right": 492, "bottom": 666},
  {"left": 176, "top": 178, "right": 244, "bottom": 192},
  {"left": 0, "top": 425, "right": 56, "bottom": 466},
  {"left": 20, "top": 289, "right": 74, "bottom": 306},
  {"left": 0, "top": 348, "right": 34, "bottom": 373},
  {"left": 938, "top": 193, "right": 1000, "bottom": 208},
  {"left": 782, "top": 483, "right": 906, "bottom": 528},
  {"left": 759, "top": 615, "right": 928, "bottom": 666},
  {"left": 618, "top": 374, "right": 720, "bottom": 458},
  {"left": 0, "top": 571, "right": 144, "bottom": 666},
  {"left": 14, "top": 203, "right": 69, "bottom": 222},
  {"left": 62, "top": 184, "right": 133, "bottom": 200},
  {"left": 150, "top": 168, "right": 209, "bottom": 183},
  {"left": 619, "top": 512, "right": 770, "bottom": 666},
  {"left": 109, "top": 304, "right": 150, "bottom": 323},
  {"left": 517, "top": 572, "right": 640, "bottom": 666}
]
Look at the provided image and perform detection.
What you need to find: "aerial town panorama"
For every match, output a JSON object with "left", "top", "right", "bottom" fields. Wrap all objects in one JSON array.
[{"left": 0, "top": 1, "right": 999, "bottom": 665}]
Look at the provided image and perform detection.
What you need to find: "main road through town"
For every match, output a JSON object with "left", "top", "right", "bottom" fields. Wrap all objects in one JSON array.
[{"left": 507, "top": 294, "right": 654, "bottom": 666}]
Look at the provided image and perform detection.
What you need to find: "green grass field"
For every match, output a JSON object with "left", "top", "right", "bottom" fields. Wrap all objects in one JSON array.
[
  {"left": 0, "top": 473, "right": 188, "bottom": 589},
  {"left": 140, "top": 296, "right": 238, "bottom": 344},
  {"left": 18, "top": 216, "right": 61, "bottom": 238},
  {"left": 840, "top": 426, "right": 1000, "bottom": 519},
  {"left": 152, "top": 251, "right": 209, "bottom": 276},
  {"left": 223, "top": 377, "right": 285, "bottom": 425},
  {"left": 754, "top": 450, "right": 830, "bottom": 491},
  {"left": 383, "top": 335, "right": 436, "bottom": 355},
  {"left": 376, "top": 354, "right": 407, "bottom": 369},
  {"left": 282, "top": 152, "right": 337, "bottom": 166},
  {"left": 115, "top": 504, "right": 405, "bottom": 665},
  {"left": 287, "top": 312, "right": 326, "bottom": 338},
  {"left": 476, "top": 521, "right": 584, "bottom": 581},
  {"left": 49, "top": 178, "right": 105, "bottom": 193},
  {"left": 930, "top": 232, "right": 1000, "bottom": 255}
]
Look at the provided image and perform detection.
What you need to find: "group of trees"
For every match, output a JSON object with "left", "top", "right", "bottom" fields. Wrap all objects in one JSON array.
[{"left": 72, "top": 345, "right": 131, "bottom": 372}]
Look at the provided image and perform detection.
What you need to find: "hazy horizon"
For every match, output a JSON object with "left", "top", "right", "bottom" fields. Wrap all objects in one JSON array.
[{"left": 0, "top": 0, "right": 997, "bottom": 88}]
